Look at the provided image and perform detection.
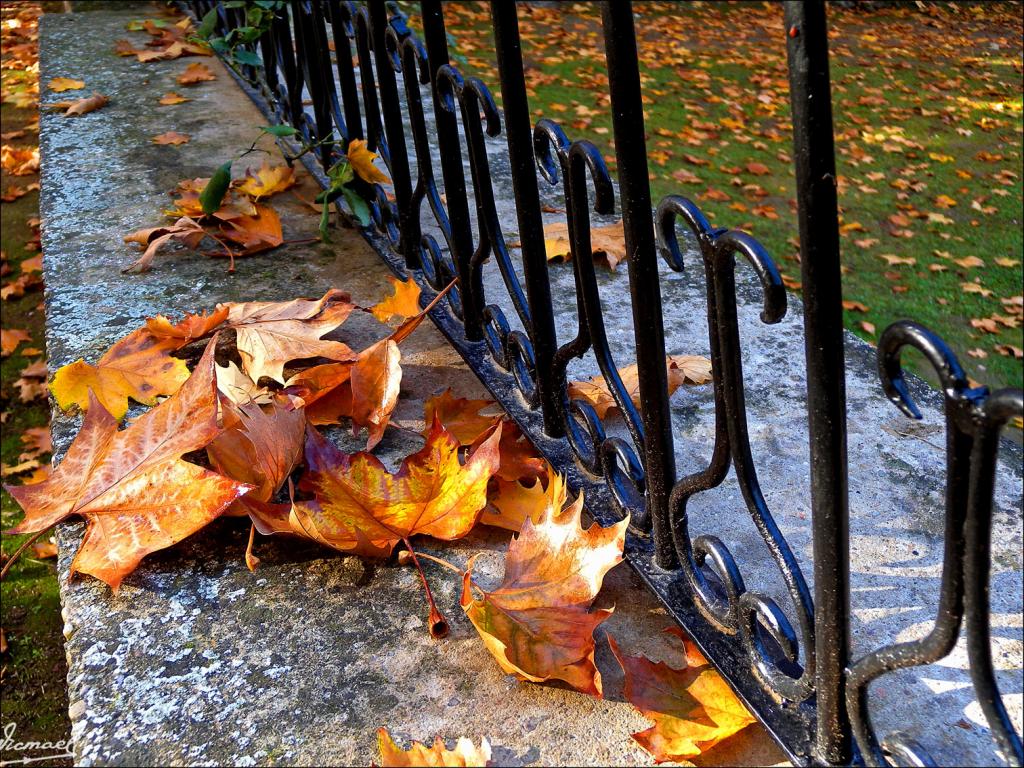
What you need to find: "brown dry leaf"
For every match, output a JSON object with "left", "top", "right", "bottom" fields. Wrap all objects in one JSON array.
[
  {"left": 14, "top": 359, "right": 48, "bottom": 403},
  {"left": 347, "top": 138, "right": 391, "bottom": 185},
  {"left": 207, "top": 397, "right": 305, "bottom": 520},
  {"left": 542, "top": 220, "right": 628, "bottom": 270},
  {"left": 462, "top": 491, "right": 626, "bottom": 696},
  {"left": 954, "top": 256, "right": 985, "bottom": 269},
  {"left": 860, "top": 321, "right": 876, "bottom": 335},
  {"left": 31, "top": 540, "right": 58, "bottom": 559},
  {"left": 18, "top": 426, "right": 51, "bottom": 462},
  {"left": 219, "top": 204, "right": 284, "bottom": 255},
  {"left": 62, "top": 93, "right": 109, "bottom": 116},
  {"left": 377, "top": 728, "right": 492, "bottom": 767},
  {"left": 215, "top": 361, "right": 273, "bottom": 406},
  {"left": 370, "top": 275, "right": 422, "bottom": 324},
  {"left": 610, "top": 630, "right": 756, "bottom": 762},
  {"left": 1, "top": 328, "right": 31, "bottom": 357},
  {"left": 288, "top": 419, "right": 502, "bottom": 558},
  {"left": 236, "top": 160, "right": 297, "bottom": 201},
  {"left": 50, "top": 327, "right": 190, "bottom": 420},
  {"left": 995, "top": 258, "right": 1020, "bottom": 268},
  {"left": 481, "top": 469, "right": 568, "bottom": 532},
  {"left": 961, "top": 282, "right": 993, "bottom": 297},
  {"left": 934, "top": 194, "right": 957, "bottom": 208},
  {"left": 879, "top": 254, "right": 915, "bottom": 267},
  {"left": 178, "top": 62, "right": 216, "bottom": 85},
  {"left": 4, "top": 341, "right": 250, "bottom": 591},
  {"left": 569, "top": 355, "right": 712, "bottom": 419},
  {"left": 1, "top": 459, "right": 41, "bottom": 479},
  {"left": 151, "top": 131, "right": 190, "bottom": 145},
  {"left": 224, "top": 289, "right": 356, "bottom": 384},
  {"left": 745, "top": 161, "right": 770, "bottom": 176},
  {"left": 158, "top": 91, "right": 190, "bottom": 105},
  {"left": 123, "top": 216, "right": 207, "bottom": 273},
  {"left": 48, "top": 77, "right": 84, "bottom": 92}
]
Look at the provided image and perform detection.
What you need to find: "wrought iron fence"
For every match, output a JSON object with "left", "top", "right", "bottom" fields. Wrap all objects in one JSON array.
[{"left": 187, "top": 1, "right": 1024, "bottom": 765}]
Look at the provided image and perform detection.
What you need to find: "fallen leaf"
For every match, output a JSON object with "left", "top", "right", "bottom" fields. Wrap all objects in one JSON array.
[
  {"left": 62, "top": 93, "right": 109, "bottom": 116},
  {"left": 151, "top": 131, "right": 190, "bottom": 145},
  {"left": 961, "top": 282, "right": 993, "bottom": 297},
  {"left": 347, "top": 138, "right": 391, "bottom": 184},
  {"left": 481, "top": 469, "right": 568, "bottom": 532},
  {"left": 122, "top": 216, "right": 207, "bottom": 274},
  {"left": 1, "top": 459, "right": 41, "bottom": 479},
  {"left": 609, "top": 630, "right": 756, "bottom": 762},
  {"left": 934, "top": 194, "right": 957, "bottom": 208},
  {"left": 745, "top": 161, "right": 770, "bottom": 176},
  {"left": 461, "top": 491, "right": 626, "bottom": 696},
  {"left": 47, "top": 77, "right": 84, "bottom": 92},
  {"left": 1, "top": 328, "right": 31, "bottom": 357},
  {"left": 31, "top": 540, "right": 58, "bottom": 559},
  {"left": 158, "top": 91, "right": 190, "bottom": 105},
  {"left": 569, "top": 355, "right": 712, "bottom": 419},
  {"left": 18, "top": 426, "right": 51, "bottom": 461},
  {"left": 423, "top": 389, "right": 499, "bottom": 445},
  {"left": 860, "top": 321, "right": 876, "bottom": 334},
  {"left": 215, "top": 361, "right": 272, "bottom": 405},
  {"left": 145, "top": 307, "right": 229, "bottom": 346},
  {"left": 4, "top": 341, "right": 250, "bottom": 591},
  {"left": 543, "top": 220, "right": 628, "bottom": 270},
  {"left": 224, "top": 289, "right": 356, "bottom": 384},
  {"left": 236, "top": 160, "right": 297, "bottom": 201},
  {"left": 178, "top": 62, "right": 216, "bottom": 85},
  {"left": 377, "top": 728, "right": 492, "bottom": 768},
  {"left": 370, "top": 275, "right": 422, "bottom": 324},
  {"left": 0, "top": 145, "right": 38, "bottom": 176},
  {"left": 955, "top": 256, "right": 985, "bottom": 269},
  {"left": 289, "top": 419, "right": 502, "bottom": 557},
  {"left": 50, "top": 327, "right": 191, "bottom": 420},
  {"left": 878, "top": 254, "right": 915, "bottom": 267}
]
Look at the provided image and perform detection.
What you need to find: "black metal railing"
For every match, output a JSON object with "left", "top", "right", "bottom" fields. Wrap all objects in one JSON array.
[{"left": 188, "top": 2, "right": 1024, "bottom": 765}]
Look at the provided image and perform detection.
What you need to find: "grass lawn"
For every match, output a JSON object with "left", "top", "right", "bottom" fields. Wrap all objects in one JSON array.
[{"left": 440, "top": 1, "right": 1024, "bottom": 394}]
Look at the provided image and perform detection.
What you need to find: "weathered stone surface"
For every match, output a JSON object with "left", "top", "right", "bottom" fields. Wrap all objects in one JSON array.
[
  {"left": 37, "top": 8, "right": 783, "bottom": 768},
  {"left": 36, "top": 5, "right": 1022, "bottom": 768}
]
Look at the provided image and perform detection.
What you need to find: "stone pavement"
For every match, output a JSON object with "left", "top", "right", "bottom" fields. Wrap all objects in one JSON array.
[{"left": 37, "top": 5, "right": 1022, "bottom": 767}]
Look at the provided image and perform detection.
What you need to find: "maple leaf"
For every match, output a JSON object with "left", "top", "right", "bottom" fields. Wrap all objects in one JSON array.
[
  {"left": 290, "top": 418, "right": 502, "bottom": 557},
  {"left": 14, "top": 359, "right": 48, "bottom": 403},
  {"left": 4, "top": 340, "right": 250, "bottom": 591},
  {"left": 0, "top": 145, "right": 38, "bottom": 176},
  {"left": 151, "top": 131, "right": 190, "bottom": 145},
  {"left": 609, "top": 630, "right": 756, "bottom": 762},
  {"left": 50, "top": 327, "right": 191, "bottom": 420},
  {"left": 542, "top": 220, "right": 627, "bottom": 270},
  {"left": 569, "top": 355, "right": 712, "bottom": 420},
  {"left": 18, "top": 425, "right": 51, "bottom": 462},
  {"left": 377, "top": 728, "right": 492, "bottom": 768},
  {"left": 370, "top": 275, "right": 422, "bottom": 324},
  {"left": 423, "top": 389, "right": 499, "bottom": 444},
  {"left": 347, "top": 138, "right": 391, "bottom": 185},
  {"left": 480, "top": 469, "right": 568, "bottom": 532},
  {"left": 123, "top": 216, "right": 207, "bottom": 273},
  {"left": 178, "top": 62, "right": 216, "bottom": 85},
  {"left": 47, "top": 77, "right": 83, "bottom": 92},
  {"left": 145, "top": 306, "right": 229, "bottom": 346},
  {"left": 1, "top": 328, "right": 31, "bottom": 357},
  {"left": 218, "top": 203, "right": 284, "bottom": 255},
  {"left": 223, "top": 289, "right": 356, "bottom": 384},
  {"left": 236, "top": 160, "right": 297, "bottom": 201},
  {"left": 461, "top": 493, "right": 627, "bottom": 696},
  {"left": 207, "top": 397, "right": 305, "bottom": 520}
]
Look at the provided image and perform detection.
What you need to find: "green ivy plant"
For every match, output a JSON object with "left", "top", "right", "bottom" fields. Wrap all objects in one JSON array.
[{"left": 195, "top": 0, "right": 285, "bottom": 70}]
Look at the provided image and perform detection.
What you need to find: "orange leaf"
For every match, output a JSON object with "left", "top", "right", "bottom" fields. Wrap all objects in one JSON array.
[
  {"left": 207, "top": 397, "right": 305, "bottom": 520},
  {"left": 62, "top": 93, "right": 109, "bottom": 116},
  {"left": 481, "top": 469, "right": 568, "bottom": 532},
  {"left": 423, "top": 389, "right": 498, "bottom": 445},
  {"left": 123, "top": 216, "right": 208, "bottom": 273},
  {"left": 745, "top": 161, "right": 770, "bottom": 175},
  {"left": 289, "top": 419, "right": 502, "bottom": 557},
  {"left": 569, "top": 355, "right": 712, "bottom": 419},
  {"left": 347, "top": 138, "right": 391, "bottom": 185},
  {"left": 461, "top": 493, "right": 627, "bottom": 696},
  {"left": 178, "top": 62, "right": 216, "bottom": 85},
  {"left": 609, "top": 631, "right": 756, "bottom": 762},
  {"left": 145, "top": 306, "right": 229, "bottom": 347},
  {"left": 377, "top": 728, "right": 492, "bottom": 767},
  {"left": 48, "top": 77, "right": 84, "bottom": 92},
  {"left": 4, "top": 340, "right": 250, "bottom": 591},
  {"left": 236, "top": 160, "right": 297, "bottom": 201},
  {"left": 1, "top": 328, "right": 31, "bottom": 357},
  {"left": 219, "top": 203, "right": 284, "bottom": 254},
  {"left": 151, "top": 131, "right": 190, "bottom": 145},
  {"left": 542, "top": 220, "right": 628, "bottom": 270},
  {"left": 158, "top": 91, "right": 190, "bottom": 105},
  {"left": 223, "top": 289, "right": 356, "bottom": 384},
  {"left": 370, "top": 275, "right": 422, "bottom": 324},
  {"left": 50, "top": 327, "right": 191, "bottom": 420}
]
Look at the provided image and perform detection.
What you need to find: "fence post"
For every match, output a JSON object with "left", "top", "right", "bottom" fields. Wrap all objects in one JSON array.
[
  {"left": 784, "top": 2, "right": 852, "bottom": 763},
  {"left": 601, "top": 1, "right": 677, "bottom": 569},
  {"left": 490, "top": 1, "right": 562, "bottom": 435}
]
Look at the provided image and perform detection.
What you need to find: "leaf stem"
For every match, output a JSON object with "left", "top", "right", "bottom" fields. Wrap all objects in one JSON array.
[
  {"left": 403, "top": 550, "right": 462, "bottom": 576},
  {"left": 401, "top": 538, "right": 449, "bottom": 639},
  {"left": 0, "top": 528, "right": 51, "bottom": 581}
]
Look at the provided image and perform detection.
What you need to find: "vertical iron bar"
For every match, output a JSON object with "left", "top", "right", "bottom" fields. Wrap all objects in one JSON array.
[
  {"left": 784, "top": 2, "right": 852, "bottom": 763},
  {"left": 327, "top": 0, "right": 363, "bottom": 143},
  {"left": 368, "top": 2, "right": 418, "bottom": 267},
  {"left": 490, "top": 1, "right": 561, "bottom": 435},
  {"left": 421, "top": 0, "right": 482, "bottom": 340},
  {"left": 601, "top": 1, "right": 676, "bottom": 569}
]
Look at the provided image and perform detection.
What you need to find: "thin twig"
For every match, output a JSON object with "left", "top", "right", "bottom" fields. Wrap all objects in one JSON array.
[{"left": 0, "top": 529, "right": 50, "bottom": 581}]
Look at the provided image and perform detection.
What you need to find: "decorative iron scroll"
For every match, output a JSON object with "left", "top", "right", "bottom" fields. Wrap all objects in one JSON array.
[{"left": 190, "top": 1, "right": 1023, "bottom": 765}]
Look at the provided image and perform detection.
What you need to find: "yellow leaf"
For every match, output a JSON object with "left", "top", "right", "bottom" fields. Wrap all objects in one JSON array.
[
  {"left": 50, "top": 328, "right": 191, "bottom": 420},
  {"left": 236, "top": 159, "right": 297, "bottom": 201},
  {"left": 370, "top": 275, "right": 422, "bottom": 323},
  {"left": 159, "top": 92, "right": 190, "bottom": 105},
  {"left": 48, "top": 77, "right": 84, "bottom": 92},
  {"left": 347, "top": 138, "right": 391, "bottom": 185},
  {"left": 377, "top": 728, "right": 492, "bottom": 767},
  {"left": 480, "top": 469, "right": 568, "bottom": 532}
]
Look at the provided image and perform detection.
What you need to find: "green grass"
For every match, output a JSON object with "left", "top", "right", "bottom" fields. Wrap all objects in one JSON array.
[{"left": 441, "top": 1, "right": 1024, "bottom": 393}]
